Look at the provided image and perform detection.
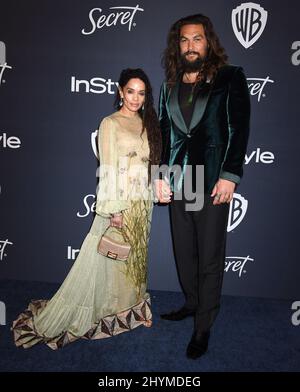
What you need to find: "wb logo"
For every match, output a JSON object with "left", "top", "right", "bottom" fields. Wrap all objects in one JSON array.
[
  {"left": 227, "top": 193, "right": 248, "bottom": 232},
  {"left": 232, "top": 2, "right": 268, "bottom": 49},
  {"left": 0, "top": 41, "right": 13, "bottom": 87}
]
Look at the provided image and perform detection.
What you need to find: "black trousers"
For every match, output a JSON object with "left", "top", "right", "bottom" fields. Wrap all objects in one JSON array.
[{"left": 169, "top": 193, "right": 229, "bottom": 333}]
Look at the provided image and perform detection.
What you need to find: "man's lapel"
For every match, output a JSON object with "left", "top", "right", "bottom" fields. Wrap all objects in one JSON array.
[{"left": 189, "top": 82, "right": 212, "bottom": 132}]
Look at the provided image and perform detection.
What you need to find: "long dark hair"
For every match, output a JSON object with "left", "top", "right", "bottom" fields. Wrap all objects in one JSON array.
[
  {"left": 162, "top": 14, "right": 228, "bottom": 85},
  {"left": 114, "top": 68, "right": 162, "bottom": 182}
]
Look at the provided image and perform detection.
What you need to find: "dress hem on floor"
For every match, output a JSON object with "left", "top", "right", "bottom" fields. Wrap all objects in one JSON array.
[{"left": 12, "top": 296, "right": 152, "bottom": 350}]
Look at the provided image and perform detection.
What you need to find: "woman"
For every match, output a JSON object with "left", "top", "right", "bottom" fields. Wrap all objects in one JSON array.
[{"left": 12, "top": 68, "right": 162, "bottom": 349}]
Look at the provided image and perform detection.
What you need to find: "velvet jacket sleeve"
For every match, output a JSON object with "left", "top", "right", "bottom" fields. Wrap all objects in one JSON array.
[{"left": 219, "top": 67, "right": 250, "bottom": 184}]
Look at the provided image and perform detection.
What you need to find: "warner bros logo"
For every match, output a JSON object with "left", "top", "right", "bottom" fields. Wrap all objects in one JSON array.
[
  {"left": 227, "top": 193, "right": 248, "bottom": 232},
  {"left": 232, "top": 2, "right": 268, "bottom": 49},
  {"left": 0, "top": 41, "right": 13, "bottom": 86}
]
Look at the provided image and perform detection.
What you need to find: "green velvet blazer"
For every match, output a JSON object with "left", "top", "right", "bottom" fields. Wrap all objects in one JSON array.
[{"left": 158, "top": 65, "right": 250, "bottom": 193}]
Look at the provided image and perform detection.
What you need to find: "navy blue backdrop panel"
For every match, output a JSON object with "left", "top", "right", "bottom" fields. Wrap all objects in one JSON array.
[{"left": 0, "top": 0, "right": 299, "bottom": 299}]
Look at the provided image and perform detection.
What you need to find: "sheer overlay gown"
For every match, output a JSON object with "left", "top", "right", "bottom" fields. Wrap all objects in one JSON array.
[{"left": 12, "top": 111, "right": 154, "bottom": 349}]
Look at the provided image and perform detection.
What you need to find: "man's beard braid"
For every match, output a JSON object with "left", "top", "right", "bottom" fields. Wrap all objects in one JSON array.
[{"left": 180, "top": 53, "right": 205, "bottom": 73}]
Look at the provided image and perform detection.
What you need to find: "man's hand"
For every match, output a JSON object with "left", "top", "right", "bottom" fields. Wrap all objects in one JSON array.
[
  {"left": 110, "top": 213, "right": 123, "bottom": 228},
  {"left": 154, "top": 179, "right": 172, "bottom": 203},
  {"left": 211, "top": 179, "right": 236, "bottom": 205}
]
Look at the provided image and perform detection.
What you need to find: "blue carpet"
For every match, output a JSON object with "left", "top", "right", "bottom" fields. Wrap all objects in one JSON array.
[{"left": 0, "top": 280, "right": 299, "bottom": 372}]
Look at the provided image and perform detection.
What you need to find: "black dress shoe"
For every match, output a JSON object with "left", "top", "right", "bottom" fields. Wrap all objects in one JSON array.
[
  {"left": 186, "top": 330, "right": 210, "bottom": 359},
  {"left": 160, "top": 307, "right": 195, "bottom": 321}
]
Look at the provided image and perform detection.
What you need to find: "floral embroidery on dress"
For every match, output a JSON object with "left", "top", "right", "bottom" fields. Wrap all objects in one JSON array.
[
  {"left": 141, "top": 156, "right": 149, "bottom": 163},
  {"left": 126, "top": 151, "right": 137, "bottom": 158}
]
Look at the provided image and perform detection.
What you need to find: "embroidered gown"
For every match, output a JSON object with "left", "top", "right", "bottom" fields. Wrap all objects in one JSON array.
[{"left": 12, "top": 111, "right": 154, "bottom": 349}]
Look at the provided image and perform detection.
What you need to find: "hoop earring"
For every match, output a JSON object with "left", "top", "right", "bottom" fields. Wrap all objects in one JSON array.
[
  {"left": 142, "top": 103, "right": 145, "bottom": 111},
  {"left": 120, "top": 97, "right": 124, "bottom": 107}
]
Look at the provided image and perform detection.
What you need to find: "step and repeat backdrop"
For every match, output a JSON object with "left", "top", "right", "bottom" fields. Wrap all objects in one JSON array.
[{"left": 0, "top": 0, "right": 299, "bottom": 300}]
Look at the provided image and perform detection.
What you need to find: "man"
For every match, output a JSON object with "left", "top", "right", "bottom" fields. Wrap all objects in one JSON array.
[{"left": 156, "top": 14, "right": 250, "bottom": 359}]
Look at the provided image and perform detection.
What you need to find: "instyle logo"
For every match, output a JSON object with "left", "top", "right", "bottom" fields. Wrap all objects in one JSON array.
[
  {"left": 227, "top": 193, "right": 248, "bottom": 232},
  {"left": 67, "top": 246, "right": 80, "bottom": 260},
  {"left": 245, "top": 148, "right": 275, "bottom": 165},
  {"left": 0, "top": 41, "right": 13, "bottom": 87},
  {"left": 225, "top": 255, "right": 254, "bottom": 277},
  {"left": 71, "top": 76, "right": 118, "bottom": 94},
  {"left": 291, "top": 41, "right": 300, "bottom": 65},
  {"left": 232, "top": 2, "right": 268, "bottom": 49},
  {"left": 0, "top": 239, "right": 13, "bottom": 261},
  {"left": 0, "top": 132, "right": 21, "bottom": 149},
  {"left": 247, "top": 76, "right": 274, "bottom": 102},
  {"left": 0, "top": 301, "right": 6, "bottom": 325},
  {"left": 291, "top": 301, "right": 300, "bottom": 326},
  {"left": 82, "top": 5, "right": 144, "bottom": 35}
]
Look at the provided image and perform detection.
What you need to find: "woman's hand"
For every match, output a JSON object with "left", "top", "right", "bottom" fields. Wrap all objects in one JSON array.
[
  {"left": 211, "top": 179, "right": 236, "bottom": 205},
  {"left": 110, "top": 213, "right": 123, "bottom": 228}
]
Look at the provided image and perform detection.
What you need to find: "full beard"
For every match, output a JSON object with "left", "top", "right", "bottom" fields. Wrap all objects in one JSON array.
[{"left": 180, "top": 52, "right": 205, "bottom": 73}]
